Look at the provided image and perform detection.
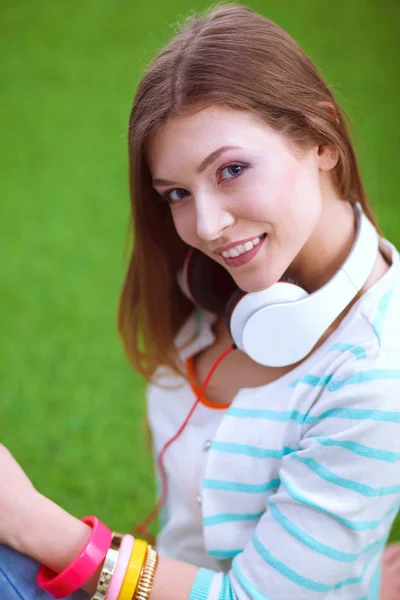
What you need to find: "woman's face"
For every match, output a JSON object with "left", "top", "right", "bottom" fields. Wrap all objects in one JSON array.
[{"left": 148, "top": 104, "right": 328, "bottom": 292}]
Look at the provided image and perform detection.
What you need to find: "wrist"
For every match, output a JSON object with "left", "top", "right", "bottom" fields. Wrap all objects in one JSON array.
[{"left": 19, "top": 492, "right": 92, "bottom": 574}]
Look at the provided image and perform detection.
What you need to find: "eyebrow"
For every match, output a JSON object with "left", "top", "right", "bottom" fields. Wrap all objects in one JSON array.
[{"left": 152, "top": 145, "right": 242, "bottom": 187}]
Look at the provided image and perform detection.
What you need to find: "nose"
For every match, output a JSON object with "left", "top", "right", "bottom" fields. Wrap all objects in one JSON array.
[{"left": 195, "top": 194, "right": 235, "bottom": 241}]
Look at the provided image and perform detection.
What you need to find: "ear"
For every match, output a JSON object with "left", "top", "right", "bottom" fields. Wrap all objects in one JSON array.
[{"left": 317, "top": 143, "right": 339, "bottom": 171}]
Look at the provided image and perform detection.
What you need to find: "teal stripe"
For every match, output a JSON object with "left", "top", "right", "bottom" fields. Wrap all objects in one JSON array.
[
  {"left": 370, "top": 562, "right": 382, "bottom": 600},
  {"left": 228, "top": 407, "right": 305, "bottom": 422},
  {"left": 203, "top": 478, "right": 279, "bottom": 493},
  {"left": 373, "top": 290, "right": 393, "bottom": 341},
  {"left": 253, "top": 530, "right": 331, "bottom": 592},
  {"left": 314, "top": 437, "right": 400, "bottom": 462},
  {"left": 292, "top": 455, "right": 400, "bottom": 496},
  {"left": 211, "top": 441, "right": 294, "bottom": 459},
  {"left": 229, "top": 406, "right": 400, "bottom": 424},
  {"left": 305, "top": 407, "right": 400, "bottom": 424},
  {"left": 232, "top": 556, "right": 374, "bottom": 600},
  {"left": 269, "top": 502, "right": 385, "bottom": 562},
  {"left": 203, "top": 511, "right": 264, "bottom": 526},
  {"left": 329, "top": 343, "right": 367, "bottom": 360},
  {"left": 232, "top": 558, "right": 272, "bottom": 600},
  {"left": 209, "top": 549, "right": 242, "bottom": 559},
  {"left": 281, "top": 473, "right": 400, "bottom": 530},
  {"left": 290, "top": 374, "right": 333, "bottom": 388},
  {"left": 189, "top": 568, "right": 214, "bottom": 600},
  {"left": 327, "top": 369, "right": 400, "bottom": 391},
  {"left": 252, "top": 530, "right": 383, "bottom": 592},
  {"left": 217, "top": 575, "right": 236, "bottom": 600},
  {"left": 292, "top": 368, "right": 400, "bottom": 390}
]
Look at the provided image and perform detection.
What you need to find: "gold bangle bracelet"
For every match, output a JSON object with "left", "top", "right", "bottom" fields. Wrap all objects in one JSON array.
[
  {"left": 134, "top": 545, "right": 159, "bottom": 600},
  {"left": 92, "top": 533, "right": 123, "bottom": 600}
]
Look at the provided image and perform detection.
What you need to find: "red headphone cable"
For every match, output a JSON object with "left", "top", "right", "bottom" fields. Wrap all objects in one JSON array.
[{"left": 135, "top": 343, "right": 237, "bottom": 543}]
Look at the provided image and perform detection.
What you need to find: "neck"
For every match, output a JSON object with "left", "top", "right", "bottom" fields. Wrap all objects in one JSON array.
[{"left": 287, "top": 199, "right": 357, "bottom": 294}]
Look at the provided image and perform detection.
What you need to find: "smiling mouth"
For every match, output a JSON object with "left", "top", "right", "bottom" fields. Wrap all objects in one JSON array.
[
  {"left": 220, "top": 233, "right": 267, "bottom": 259},
  {"left": 220, "top": 233, "right": 267, "bottom": 268}
]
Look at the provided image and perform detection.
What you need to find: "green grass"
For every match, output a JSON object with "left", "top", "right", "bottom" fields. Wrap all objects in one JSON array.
[{"left": 1, "top": 0, "right": 399, "bottom": 542}]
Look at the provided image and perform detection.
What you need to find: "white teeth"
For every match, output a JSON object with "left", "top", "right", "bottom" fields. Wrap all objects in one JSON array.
[
  {"left": 221, "top": 235, "right": 264, "bottom": 259},
  {"left": 229, "top": 248, "right": 240, "bottom": 257}
]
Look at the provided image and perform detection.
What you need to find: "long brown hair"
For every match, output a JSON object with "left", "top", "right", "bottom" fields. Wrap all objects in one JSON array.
[{"left": 118, "top": 2, "right": 380, "bottom": 381}]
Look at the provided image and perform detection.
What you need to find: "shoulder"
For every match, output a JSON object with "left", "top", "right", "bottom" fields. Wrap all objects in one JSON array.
[
  {"left": 357, "top": 238, "right": 400, "bottom": 350},
  {"left": 290, "top": 240, "right": 400, "bottom": 429},
  {"left": 313, "top": 238, "right": 400, "bottom": 381}
]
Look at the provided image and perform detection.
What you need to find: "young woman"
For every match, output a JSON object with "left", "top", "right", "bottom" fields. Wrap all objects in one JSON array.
[{"left": 1, "top": 3, "right": 400, "bottom": 599}]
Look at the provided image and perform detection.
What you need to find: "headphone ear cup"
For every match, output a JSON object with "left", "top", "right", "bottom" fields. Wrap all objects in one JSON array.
[
  {"left": 180, "top": 249, "right": 238, "bottom": 316},
  {"left": 224, "top": 276, "right": 305, "bottom": 342}
]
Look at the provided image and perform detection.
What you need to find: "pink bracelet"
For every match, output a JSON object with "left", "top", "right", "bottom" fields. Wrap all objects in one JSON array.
[
  {"left": 36, "top": 516, "right": 112, "bottom": 599},
  {"left": 105, "top": 534, "right": 135, "bottom": 600}
]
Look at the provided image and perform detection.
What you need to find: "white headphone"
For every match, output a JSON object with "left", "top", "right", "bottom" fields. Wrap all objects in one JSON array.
[{"left": 177, "top": 202, "right": 378, "bottom": 366}]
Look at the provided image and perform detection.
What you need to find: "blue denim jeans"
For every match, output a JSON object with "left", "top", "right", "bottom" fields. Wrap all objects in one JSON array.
[{"left": 0, "top": 544, "right": 89, "bottom": 600}]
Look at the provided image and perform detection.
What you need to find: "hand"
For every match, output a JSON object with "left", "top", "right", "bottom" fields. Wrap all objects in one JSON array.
[{"left": 0, "top": 443, "right": 39, "bottom": 549}]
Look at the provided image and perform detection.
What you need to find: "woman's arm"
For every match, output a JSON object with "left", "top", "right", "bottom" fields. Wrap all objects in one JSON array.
[
  {"left": 20, "top": 492, "right": 200, "bottom": 600},
  {"left": 0, "top": 444, "right": 200, "bottom": 600}
]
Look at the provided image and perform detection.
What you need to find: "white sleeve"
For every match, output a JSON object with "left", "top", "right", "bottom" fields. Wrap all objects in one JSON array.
[{"left": 189, "top": 357, "right": 400, "bottom": 599}]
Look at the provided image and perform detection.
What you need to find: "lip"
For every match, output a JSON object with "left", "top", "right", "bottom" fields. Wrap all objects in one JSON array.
[
  {"left": 220, "top": 234, "right": 267, "bottom": 268},
  {"left": 214, "top": 233, "right": 266, "bottom": 254}
]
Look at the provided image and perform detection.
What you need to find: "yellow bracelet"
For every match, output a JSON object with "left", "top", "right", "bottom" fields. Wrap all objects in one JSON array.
[
  {"left": 117, "top": 538, "right": 148, "bottom": 600},
  {"left": 134, "top": 545, "right": 159, "bottom": 600}
]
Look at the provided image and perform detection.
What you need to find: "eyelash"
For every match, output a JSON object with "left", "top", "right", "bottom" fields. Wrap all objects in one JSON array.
[{"left": 160, "top": 162, "right": 249, "bottom": 204}]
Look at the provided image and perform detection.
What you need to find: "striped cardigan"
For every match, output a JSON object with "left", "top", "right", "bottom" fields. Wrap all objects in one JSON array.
[{"left": 148, "top": 238, "right": 400, "bottom": 600}]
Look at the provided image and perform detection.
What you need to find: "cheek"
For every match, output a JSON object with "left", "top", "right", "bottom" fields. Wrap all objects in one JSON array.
[
  {"left": 240, "top": 163, "right": 320, "bottom": 233},
  {"left": 272, "top": 162, "right": 320, "bottom": 217},
  {"left": 229, "top": 178, "right": 273, "bottom": 221},
  {"left": 237, "top": 159, "right": 303, "bottom": 218},
  {"left": 171, "top": 208, "right": 197, "bottom": 245},
  {"left": 233, "top": 178, "right": 293, "bottom": 224}
]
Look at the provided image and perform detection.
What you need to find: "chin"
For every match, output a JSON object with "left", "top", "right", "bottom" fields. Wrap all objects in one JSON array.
[{"left": 235, "top": 274, "right": 274, "bottom": 294}]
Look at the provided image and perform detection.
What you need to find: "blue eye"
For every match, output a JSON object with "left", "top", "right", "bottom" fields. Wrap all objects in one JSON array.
[
  {"left": 220, "top": 164, "right": 244, "bottom": 180},
  {"left": 161, "top": 163, "right": 247, "bottom": 204},
  {"left": 165, "top": 188, "right": 190, "bottom": 203}
]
